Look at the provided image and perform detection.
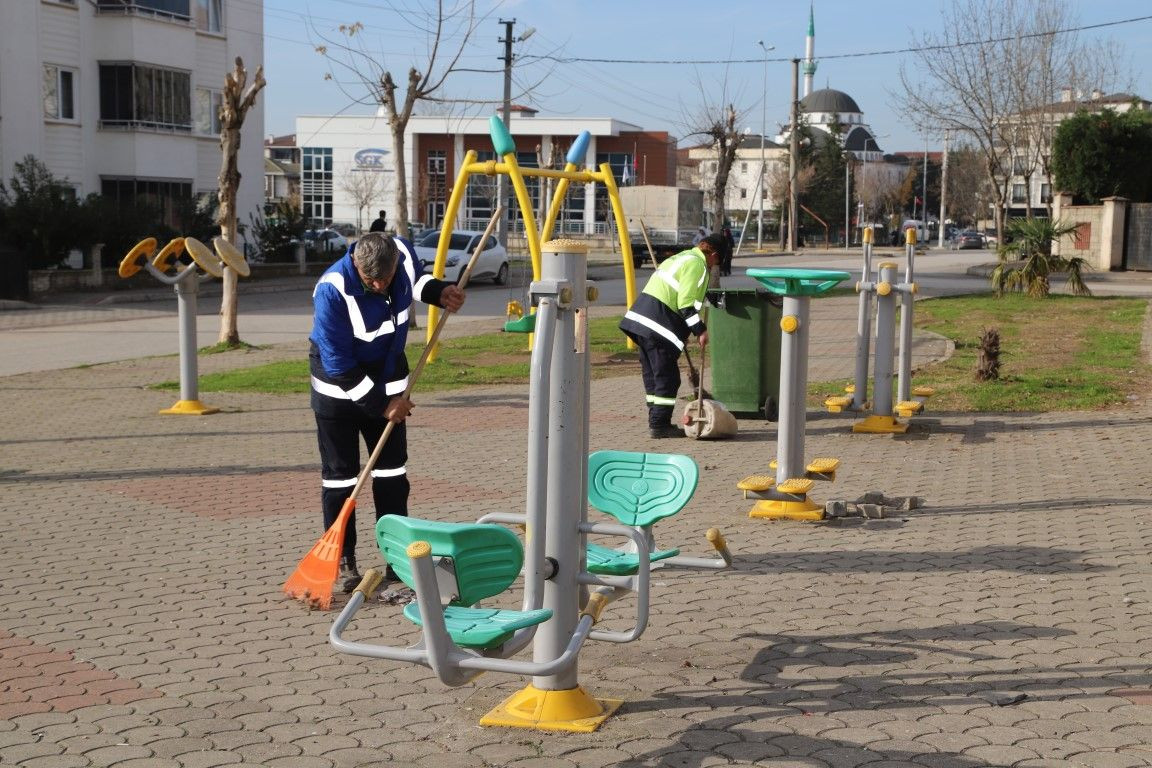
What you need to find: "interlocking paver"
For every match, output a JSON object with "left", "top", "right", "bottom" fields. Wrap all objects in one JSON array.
[{"left": 5, "top": 267, "right": 1152, "bottom": 767}]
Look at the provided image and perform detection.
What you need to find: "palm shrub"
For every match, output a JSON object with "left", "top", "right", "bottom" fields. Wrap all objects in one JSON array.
[{"left": 989, "top": 217, "right": 1090, "bottom": 297}]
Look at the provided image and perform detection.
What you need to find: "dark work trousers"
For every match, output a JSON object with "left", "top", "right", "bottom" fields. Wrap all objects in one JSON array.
[
  {"left": 635, "top": 334, "right": 683, "bottom": 429},
  {"left": 315, "top": 413, "right": 409, "bottom": 565}
]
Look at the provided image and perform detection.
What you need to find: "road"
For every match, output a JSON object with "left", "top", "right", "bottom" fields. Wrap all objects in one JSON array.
[{"left": 1, "top": 247, "right": 1146, "bottom": 377}]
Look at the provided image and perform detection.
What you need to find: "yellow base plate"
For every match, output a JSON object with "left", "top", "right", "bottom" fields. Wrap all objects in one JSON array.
[
  {"left": 480, "top": 685, "right": 623, "bottom": 733},
  {"left": 852, "top": 414, "right": 908, "bottom": 434},
  {"left": 159, "top": 399, "right": 220, "bottom": 416},
  {"left": 749, "top": 497, "right": 824, "bottom": 521}
]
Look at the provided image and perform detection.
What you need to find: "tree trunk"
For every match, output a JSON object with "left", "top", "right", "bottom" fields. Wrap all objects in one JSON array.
[{"left": 975, "top": 327, "right": 1000, "bottom": 381}]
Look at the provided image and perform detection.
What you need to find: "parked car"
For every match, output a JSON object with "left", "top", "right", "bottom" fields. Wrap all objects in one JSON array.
[
  {"left": 950, "top": 230, "right": 986, "bottom": 250},
  {"left": 304, "top": 228, "right": 349, "bottom": 254},
  {"left": 329, "top": 222, "right": 358, "bottom": 237},
  {"left": 413, "top": 230, "right": 509, "bottom": 284}
]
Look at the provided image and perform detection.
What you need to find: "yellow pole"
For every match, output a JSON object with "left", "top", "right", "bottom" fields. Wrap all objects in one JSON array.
[
  {"left": 541, "top": 165, "right": 576, "bottom": 243},
  {"left": 502, "top": 152, "right": 543, "bottom": 281},
  {"left": 426, "top": 149, "right": 477, "bottom": 360},
  {"left": 598, "top": 163, "right": 638, "bottom": 348}
]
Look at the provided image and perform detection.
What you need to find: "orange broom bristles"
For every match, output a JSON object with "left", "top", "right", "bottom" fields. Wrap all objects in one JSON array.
[{"left": 283, "top": 498, "right": 355, "bottom": 610}]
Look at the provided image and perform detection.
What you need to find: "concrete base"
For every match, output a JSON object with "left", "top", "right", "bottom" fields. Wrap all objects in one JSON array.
[
  {"left": 160, "top": 399, "right": 220, "bottom": 416},
  {"left": 749, "top": 497, "right": 825, "bottom": 521},
  {"left": 480, "top": 685, "right": 623, "bottom": 733},
  {"left": 851, "top": 414, "right": 908, "bottom": 434}
]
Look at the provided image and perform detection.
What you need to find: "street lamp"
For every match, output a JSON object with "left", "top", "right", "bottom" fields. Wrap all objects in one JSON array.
[{"left": 755, "top": 40, "right": 774, "bottom": 252}]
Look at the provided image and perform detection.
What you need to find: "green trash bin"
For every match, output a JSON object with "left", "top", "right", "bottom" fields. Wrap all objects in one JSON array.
[{"left": 707, "top": 288, "right": 783, "bottom": 420}]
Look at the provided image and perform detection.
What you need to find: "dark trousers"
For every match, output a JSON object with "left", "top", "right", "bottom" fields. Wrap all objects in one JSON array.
[
  {"left": 315, "top": 413, "right": 409, "bottom": 565},
  {"left": 635, "top": 335, "right": 682, "bottom": 429}
]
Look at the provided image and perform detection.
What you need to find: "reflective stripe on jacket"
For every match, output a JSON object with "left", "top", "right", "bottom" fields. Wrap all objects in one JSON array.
[
  {"left": 618, "top": 247, "right": 708, "bottom": 350},
  {"left": 309, "top": 237, "right": 446, "bottom": 415}
]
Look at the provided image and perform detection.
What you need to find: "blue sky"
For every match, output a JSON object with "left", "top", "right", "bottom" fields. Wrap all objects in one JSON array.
[{"left": 261, "top": 0, "right": 1152, "bottom": 154}]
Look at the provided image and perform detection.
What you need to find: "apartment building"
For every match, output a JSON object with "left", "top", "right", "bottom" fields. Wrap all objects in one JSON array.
[{"left": 0, "top": 0, "right": 264, "bottom": 234}]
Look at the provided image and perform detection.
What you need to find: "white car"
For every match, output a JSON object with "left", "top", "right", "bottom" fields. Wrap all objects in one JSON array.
[
  {"left": 305, "top": 228, "right": 349, "bottom": 254},
  {"left": 414, "top": 230, "right": 509, "bottom": 284}
]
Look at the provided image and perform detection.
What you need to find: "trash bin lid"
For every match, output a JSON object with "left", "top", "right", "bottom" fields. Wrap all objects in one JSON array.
[{"left": 746, "top": 267, "right": 851, "bottom": 297}]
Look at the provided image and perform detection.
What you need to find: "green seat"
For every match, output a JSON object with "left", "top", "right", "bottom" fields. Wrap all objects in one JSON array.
[
  {"left": 745, "top": 267, "right": 851, "bottom": 297},
  {"left": 585, "top": 451, "right": 699, "bottom": 575},
  {"left": 376, "top": 515, "right": 552, "bottom": 649}
]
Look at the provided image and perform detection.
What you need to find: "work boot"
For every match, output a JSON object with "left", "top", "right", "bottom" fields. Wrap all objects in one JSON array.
[
  {"left": 339, "top": 556, "right": 362, "bottom": 594},
  {"left": 649, "top": 424, "right": 685, "bottom": 439}
]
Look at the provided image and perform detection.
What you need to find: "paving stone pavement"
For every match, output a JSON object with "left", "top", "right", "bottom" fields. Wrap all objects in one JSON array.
[{"left": 2, "top": 285, "right": 1152, "bottom": 768}]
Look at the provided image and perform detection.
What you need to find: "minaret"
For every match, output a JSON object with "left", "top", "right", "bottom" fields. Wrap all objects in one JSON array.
[{"left": 802, "top": 4, "right": 817, "bottom": 97}]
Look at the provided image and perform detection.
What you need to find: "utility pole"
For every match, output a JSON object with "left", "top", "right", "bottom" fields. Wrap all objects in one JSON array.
[
  {"left": 921, "top": 141, "right": 929, "bottom": 243},
  {"left": 497, "top": 18, "right": 516, "bottom": 247},
  {"left": 938, "top": 132, "right": 950, "bottom": 247},
  {"left": 787, "top": 58, "right": 800, "bottom": 252},
  {"left": 756, "top": 40, "right": 774, "bottom": 251}
]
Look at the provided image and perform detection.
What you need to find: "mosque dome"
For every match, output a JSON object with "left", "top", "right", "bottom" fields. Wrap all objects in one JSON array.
[{"left": 800, "top": 88, "right": 862, "bottom": 116}]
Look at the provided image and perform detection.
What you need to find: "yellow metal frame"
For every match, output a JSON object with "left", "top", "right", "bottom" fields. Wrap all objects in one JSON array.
[{"left": 425, "top": 122, "right": 640, "bottom": 359}]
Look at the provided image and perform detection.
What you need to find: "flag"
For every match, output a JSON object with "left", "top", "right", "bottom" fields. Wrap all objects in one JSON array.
[{"left": 621, "top": 157, "right": 633, "bottom": 186}]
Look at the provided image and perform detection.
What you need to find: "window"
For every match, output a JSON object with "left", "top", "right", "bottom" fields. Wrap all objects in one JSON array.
[
  {"left": 1040, "top": 183, "right": 1051, "bottom": 204},
  {"left": 1011, "top": 184, "right": 1027, "bottom": 204},
  {"left": 101, "top": 177, "right": 193, "bottom": 230},
  {"left": 739, "top": 188, "right": 747, "bottom": 199},
  {"left": 100, "top": 63, "right": 191, "bottom": 131},
  {"left": 301, "top": 147, "right": 333, "bottom": 226},
  {"left": 740, "top": 162, "right": 747, "bottom": 172},
  {"left": 43, "top": 65, "right": 76, "bottom": 120},
  {"left": 1012, "top": 156, "right": 1028, "bottom": 175},
  {"left": 96, "top": 1, "right": 191, "bottom": 21},
  {"left": 195, "top": 87, "right": 222, "bottom": 134},
  {"left": 194, "top": 0, "right": 221, "bottom": 32}
]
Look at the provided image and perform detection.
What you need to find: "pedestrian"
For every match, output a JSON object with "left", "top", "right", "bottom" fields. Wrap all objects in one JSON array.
[
  {"left": 309, "top": 231, "right": 465, "bottom": 592},
  {"left": 369, "top": 209, "right": 388, "bottom": 233},
  {"left": 691, "top": 226, "right": 708, "bottom": 246},
  {"left": 620, "top": 233, "right": 723, "bottom": 439},
  {"left": 721, "top": 226, "right": 735, "bottom": 276}
]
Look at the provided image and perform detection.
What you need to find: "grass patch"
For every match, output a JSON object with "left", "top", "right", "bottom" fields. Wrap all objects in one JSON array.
[
  {"left": 811, "top": 293, "right": 1149, "bottom": 412},
  {"left": 157, "top": 315, "right": 637, "bottom": 395}
]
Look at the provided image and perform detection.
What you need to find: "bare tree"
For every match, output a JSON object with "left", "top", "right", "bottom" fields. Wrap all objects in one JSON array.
[
  {"left": 312, "top": 4, "right": 482, "bottom": 239},
  {"left": 685, "top": 103, "right": 748, "bottom": 232},
  {"left": 339, "top": 168, "right": 385, "bottom": 233},
  {"left": 216, "top": 56, "right": 265, "bottom": 346},
  {"left": 896, "top": 0, "right": 1122, "bottom": 242},
  {"left": 944, "top": 144, "right": 990, "bottom": 227}
]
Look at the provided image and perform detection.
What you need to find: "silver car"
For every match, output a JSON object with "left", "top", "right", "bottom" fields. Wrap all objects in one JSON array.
[{"left": 414, "top": 230, "right": 509, "bottom": 284}]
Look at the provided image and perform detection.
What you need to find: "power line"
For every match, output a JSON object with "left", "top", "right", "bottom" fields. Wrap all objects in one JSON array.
[{"left": 520, "top": 14, "right": 1152, "bottom": 66}]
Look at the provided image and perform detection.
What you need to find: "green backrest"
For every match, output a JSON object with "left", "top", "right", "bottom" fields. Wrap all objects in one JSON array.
[
  {"left": 587, "top": 450, "right": 699, "bottom": 528},
  {"left": 375, "top": 515, "right": 524, "bottom": 607}
]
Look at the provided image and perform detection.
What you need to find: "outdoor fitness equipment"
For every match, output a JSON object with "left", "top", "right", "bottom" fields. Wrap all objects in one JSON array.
[
  {"left": 424, "top": 116, "right": 643, "bottom": 355},
  {"left": 738, "top": 268, "right": 850, "bottom": 521},
  {"left": 826, "top": 227, "right": 934, "bottom": 434},
  {"left": 330, "top": 240, "right": 732, "bottom": 733},
  {"left": 117, "top": 235, "right": 249, "bottom": 415}
]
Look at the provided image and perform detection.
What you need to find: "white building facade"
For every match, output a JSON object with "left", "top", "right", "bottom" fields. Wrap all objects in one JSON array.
[
  {"left": 0, "top": 0, "right": 264, "bottom": 234},
  {"left": 295, "top": 108, "right": 678, "bottom": 235}
]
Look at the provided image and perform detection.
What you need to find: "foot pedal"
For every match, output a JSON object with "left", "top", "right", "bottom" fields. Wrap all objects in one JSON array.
[
  {"left": 912, "top": 386, "right": 935, "bottom": 398},
  {"left": 776, "top": 478, "right": 814, "bottom": 496},
  {"left": 895, "top": 400, "right": 924, "bottom": 418},
  {"left": 504, "top": 314, "right": 536, "bottom": 333},
  {"left": 805, "top": 457, "right": 840, "bottom": 480},
  {"left": 737, "top": 474, "right": 775, "bottom": 493},
  {"left": 824, "top": 395, "right": 853, "bottom": 413},
  {"left": 844, "top": 383, "right": 856, "bottom": 394}
]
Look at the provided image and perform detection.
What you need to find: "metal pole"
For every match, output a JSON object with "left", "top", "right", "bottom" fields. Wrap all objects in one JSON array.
[
  {"left": 939, "top": 132, "right": 950, "bottom": 248},
  {"left": 776, "top": 294, "right": 809, "bottom": 484},
  {"left": 844, "top": 155, "right": 850, "bottom": 250},
  {"left": 173, "top": 275, "right": 200, "bottom": 403},
  {"left": 788, "top": 58, "right": 800, "bottom": 252},
  {"left": 921, "top": 141, "right": 929, "bottom": 245},
  {"left": 756, "top": 41, "right": 773, "bottom": 251},
  {"left": 497, "top": 18, "right": 515, "bottom": 248}
]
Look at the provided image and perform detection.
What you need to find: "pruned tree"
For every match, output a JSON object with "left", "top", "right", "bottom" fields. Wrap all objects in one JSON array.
[
  {"left": 685, "top": 103, "right": 748, "bottom": 232},
  {"left": 216, "top": 56, "right": 266, "bottom": 346},
  {"left": 312, "top": 4, "right": 483, "bottom": 239},
  {"left": 897, "top": 0, "right": 1124, "bottom": 243},
  {"left": 340, "top": 168, "right": 385, "bottom": 233},
  {"left": 944, "top": 144, "right": 990, "bottom": 227}
]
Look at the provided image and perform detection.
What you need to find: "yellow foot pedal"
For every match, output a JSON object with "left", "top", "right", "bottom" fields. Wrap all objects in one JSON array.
[
  {"left": 805, "top": 457, "right": 840, "bottom": 480},
  {"left": 775, "top": 478, "right": 814, "bottom": 496},
  {"left": 737, "top": 474, "right": 775, "bottom": 493},
  {"left": 913, "top": 386, "right": 935, "bottom": 398},
  {"left": 844, "top": 383, "right": 856, "bottom": 394},
  {"left": 895, "top": 400, "right": 924, "bottom": 417},
  {"left": 824, "top": 395, "right": 853, "bottom": 413}
]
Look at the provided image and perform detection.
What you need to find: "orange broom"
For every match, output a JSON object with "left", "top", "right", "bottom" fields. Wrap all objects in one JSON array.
[{"left": 283, "top": 208, "right": 503, "bottom": 608}]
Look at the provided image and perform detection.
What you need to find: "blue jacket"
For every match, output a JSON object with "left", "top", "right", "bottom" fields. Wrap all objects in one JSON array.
[{"left": 309, "top": 236, "right": 450, "bottom": 416}]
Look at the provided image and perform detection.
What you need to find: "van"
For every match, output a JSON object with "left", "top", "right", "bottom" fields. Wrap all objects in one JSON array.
[{"left": 900, "top": 219, "right": 930, "bottom": 243}]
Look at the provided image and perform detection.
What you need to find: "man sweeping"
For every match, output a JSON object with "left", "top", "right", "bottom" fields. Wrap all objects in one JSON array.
[
  {"left": 620, "top": 233, "right": 723, "bottom": 439},
  {"left": 309, "top": 232, "right": 464, "bottom": 592}
]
